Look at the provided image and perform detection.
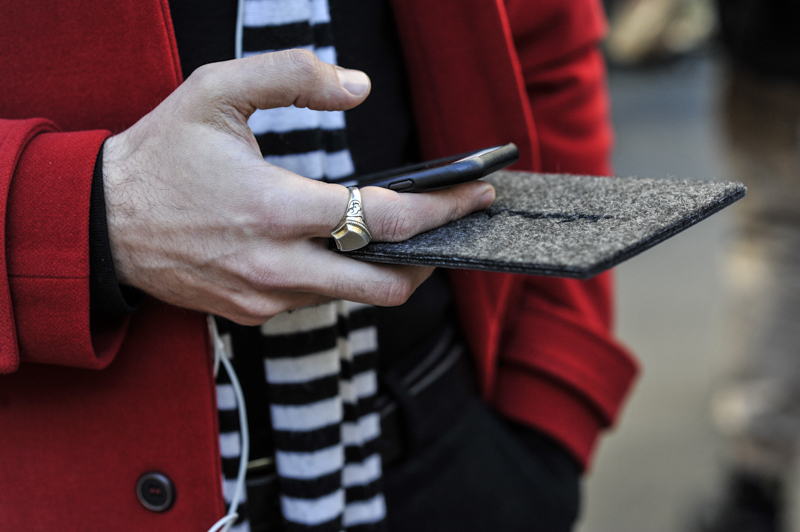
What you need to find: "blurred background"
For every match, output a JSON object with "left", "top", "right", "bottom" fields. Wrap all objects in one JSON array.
[{"left": 575, "top": 1, "right": 800, "bottom": 530}]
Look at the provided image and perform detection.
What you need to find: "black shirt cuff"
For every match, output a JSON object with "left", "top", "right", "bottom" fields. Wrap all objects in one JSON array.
[{"left": 89, "top": 141, "right": 144, "bottom": 320}]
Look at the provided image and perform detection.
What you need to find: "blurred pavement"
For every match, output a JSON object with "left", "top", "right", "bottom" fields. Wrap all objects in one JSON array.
[{"left": 576, "top": 51, "right": 734, "bottom": 531}]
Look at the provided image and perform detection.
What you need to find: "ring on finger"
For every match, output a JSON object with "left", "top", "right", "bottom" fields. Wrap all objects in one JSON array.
[{"left": 331, "top": 186, "right": 372, "bottom": 251}]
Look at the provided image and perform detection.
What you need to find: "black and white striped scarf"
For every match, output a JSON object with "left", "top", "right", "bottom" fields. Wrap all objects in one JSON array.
[{"left": 215, "top": 1, "right": 386, "bottom": 531}]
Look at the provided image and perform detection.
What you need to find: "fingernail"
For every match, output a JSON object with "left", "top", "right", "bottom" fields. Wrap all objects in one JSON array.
[
  {"left": 336, "top": 68, "right": 370, "bottom": 96},
  {"left": 477, "top": 184, "right": 495, "bottom": 209}
]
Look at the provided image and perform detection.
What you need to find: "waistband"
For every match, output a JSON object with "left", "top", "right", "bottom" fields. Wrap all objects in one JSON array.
[{"left": 377, "top": 326, "right": 477, "bottom": 468}]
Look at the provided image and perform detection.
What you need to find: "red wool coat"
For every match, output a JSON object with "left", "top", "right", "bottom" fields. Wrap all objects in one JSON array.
[{"left": 0, "top": 0, "right": 638, "bottom": 529}]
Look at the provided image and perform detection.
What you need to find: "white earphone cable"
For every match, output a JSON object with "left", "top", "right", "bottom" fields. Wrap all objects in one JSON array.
[
  {"left": 207, "top": 315, "right": 250, "bottom": 532},
  {"left": 235, "top": 0, "right": 245, "bottom": 60}
]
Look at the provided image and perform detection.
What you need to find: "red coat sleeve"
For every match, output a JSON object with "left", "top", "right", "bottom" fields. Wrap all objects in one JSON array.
[
  {"left": 0, "top": 119, "right": 125, "bottom": 373},
  {"left": 488, "top": 0, "right": 639, "bottom": 468},
  {"left": 0, "top": 0, "right": 181, "bottom": 373}
]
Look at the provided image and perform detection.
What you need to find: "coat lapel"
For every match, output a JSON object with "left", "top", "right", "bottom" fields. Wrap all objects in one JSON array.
[
  {"left": 390, "top": 0, "right": 535, "bottom": 397},
  {"left": 389, "top": 0, "right": 540, "bottom": 169}
]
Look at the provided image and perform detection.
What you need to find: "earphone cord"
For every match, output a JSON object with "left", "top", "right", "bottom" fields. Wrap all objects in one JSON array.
[{"left": 206, "top": 315, "right": 250, "bottom": 532}]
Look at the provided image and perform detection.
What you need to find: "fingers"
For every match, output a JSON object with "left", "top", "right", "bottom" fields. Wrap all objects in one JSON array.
[
  {"left": 191, "top": 49, "right": 371, "bottom": 118},
  {"left": 279, "top": 177, "right": 495, "bottom": 242},
  {"left": 360, "top": 182, "right": 496, "bottom": 242},
  {"left": 222, "top": 249, "right": 435, "bottom": 323},
  {"left": 288, "top": 247, "right": 436, "bottom": 307},
  {"left": 223, "top": 291, "right": 336, "bottom": 326}
]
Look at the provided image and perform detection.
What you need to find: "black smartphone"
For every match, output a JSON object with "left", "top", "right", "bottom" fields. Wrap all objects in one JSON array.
[{"left": 353, "top": 143, "right": 519, "bottom": 193}]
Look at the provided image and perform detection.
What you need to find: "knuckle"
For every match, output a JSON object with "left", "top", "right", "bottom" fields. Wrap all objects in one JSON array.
[
  {"left": 232, "top": 294, "right": 285, "bottom": 324},
  {"left": 280, "top": 49, "right": 325, "bottom": 107},
  {"left": 283, "top": 48, "right": 322, "bottom": 80},
  {"left": 262, "top": 211, "right": 295, "bottom": 239},
  {"left": 226, "top": 254, "right": 290, "bottom": 294},
  {"left": 453, "top": 191, "right": 471, "bottom": 218},
  {"left": 457, "top": 187, "right": 478, "bottom": 216},
  {"left": 245, "top": 265, "right": 288, "bottom": 293},
  {"left": 383, "top": 215, "right": 411, "bottom": 242},
  {"left": 190, "top": 62, "right": 212, "bottom": 80},
  {"left": 446, "top": 188, "right": 472, "bottom": 222},
  {"left": 187, "top": 63, "right": 219, "bottom": 95},
  {"left": 375, "top": 276, "right": 415, "bottom": 307},
  {"left": 379, "top": 199, "right": 417, "bottom": 242}
]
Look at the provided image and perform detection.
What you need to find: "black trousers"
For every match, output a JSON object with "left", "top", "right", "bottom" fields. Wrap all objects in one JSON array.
[
  {"left": 246, "top": 350, "right": 581, "bottom": 532},
  {"left": 384, "top": 398, "right": 580, "bottom": 532}
]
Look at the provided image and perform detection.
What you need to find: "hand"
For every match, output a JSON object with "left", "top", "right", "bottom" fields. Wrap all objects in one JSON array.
[{"left": 103, "top": 49, "right": 495, "bottom": 325}]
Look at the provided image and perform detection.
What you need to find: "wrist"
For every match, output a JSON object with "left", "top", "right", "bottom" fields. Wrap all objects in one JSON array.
[
  {"left": 90, "top": 140, "right": 144, "bottom": 319},
  {"left": 101, "top": 132, "right": 141, "bottom": 289}
]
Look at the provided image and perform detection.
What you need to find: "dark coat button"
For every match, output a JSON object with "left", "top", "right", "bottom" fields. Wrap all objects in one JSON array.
[{"left": 136, "top": 472, "right": 175, "bottom": 512}]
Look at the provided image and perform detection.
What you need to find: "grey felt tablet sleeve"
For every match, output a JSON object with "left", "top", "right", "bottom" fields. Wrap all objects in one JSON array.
[{"left": 343, "top": 171, "right": 745, "bottom": 279}]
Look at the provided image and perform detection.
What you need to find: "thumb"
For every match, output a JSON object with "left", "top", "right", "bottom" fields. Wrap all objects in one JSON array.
[{"left": 199, "top": 48, "right": 371, "bottom": 118}]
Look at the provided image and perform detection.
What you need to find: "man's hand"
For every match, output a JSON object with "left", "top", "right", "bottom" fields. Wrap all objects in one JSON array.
[{"left": 103, "top": 49, "right": 495, "bottom": 325}]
